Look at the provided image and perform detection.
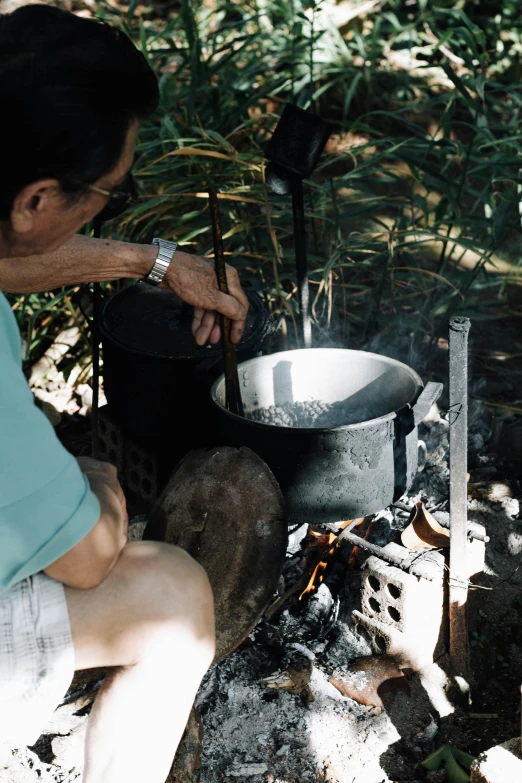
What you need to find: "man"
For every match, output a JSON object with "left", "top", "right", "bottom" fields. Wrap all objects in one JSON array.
[{"left": 0, "top": 5, "right": 248, "bottom": 782}]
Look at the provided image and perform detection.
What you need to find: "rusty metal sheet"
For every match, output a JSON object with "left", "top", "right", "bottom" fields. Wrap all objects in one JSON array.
[{"left": 146, "top": 447, "right": 287, "bottom": 661}]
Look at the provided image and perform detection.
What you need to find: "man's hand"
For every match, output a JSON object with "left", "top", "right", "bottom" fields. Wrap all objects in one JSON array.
[
  {"left": 161, "top": 251, "right": 249, "bottom": 346},
  {"left": 77, "top": 456, "right": 128, "bottom": 537},
  {"left": 44, "top": 457, "right": 128, "bottom": 590}
]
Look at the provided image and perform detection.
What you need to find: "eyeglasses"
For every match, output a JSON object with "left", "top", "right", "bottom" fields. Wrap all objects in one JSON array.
[{"left": 70, "top": 171, "right": 138, "bottom": 221}]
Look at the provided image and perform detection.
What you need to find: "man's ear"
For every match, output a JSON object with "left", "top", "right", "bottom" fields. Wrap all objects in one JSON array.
[{"left": 10, "top": 179, "right": 64, "bottom": 233}]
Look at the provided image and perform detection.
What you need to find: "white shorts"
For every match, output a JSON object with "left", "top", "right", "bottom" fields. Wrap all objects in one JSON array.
[{"left": 0, "top": 572, "right": 74, "bottom": 747}]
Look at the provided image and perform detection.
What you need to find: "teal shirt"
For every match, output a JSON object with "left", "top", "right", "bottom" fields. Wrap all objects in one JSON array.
[{"left": 0, "top": 292, "right": 101, "bottom": 588}]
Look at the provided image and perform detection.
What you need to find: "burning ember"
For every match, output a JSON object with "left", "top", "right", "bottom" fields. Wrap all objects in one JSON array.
[
  {"left": 299, "top": 531, "right": 338, "bottom": 599},
  {"left": 299, "top": 519, "right": 363, "bottom": 599}
]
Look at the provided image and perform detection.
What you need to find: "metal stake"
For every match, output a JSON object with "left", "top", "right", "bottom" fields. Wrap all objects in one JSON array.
[{"left": 449, "top": 316, "right": 471, "bottom": 679}]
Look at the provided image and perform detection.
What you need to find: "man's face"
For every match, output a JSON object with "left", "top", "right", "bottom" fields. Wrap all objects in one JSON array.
[{"left": 2, "top": 120, "right": 139, "bottom": 257}]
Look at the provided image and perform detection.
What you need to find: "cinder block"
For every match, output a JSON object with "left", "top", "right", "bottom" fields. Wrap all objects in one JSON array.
[
  {"left": 124, "top": 441, "right": 159, "bottom": 506},
  {"left": 352, "top": 610, "right": 442, "bottom": 670},
  {"left": 470, "top": 737, "right": 522, "bottom": 783},
  {"left": 360, "top": 543, "right": 445, "bottom": 633},
  {"left": 354, "top": 543, "right": 445, "bottom": 670},
  {"left": 97, "top": 407, "right": 159, "bottom": 507},
  {"left": 97, "top": 409, "right": 124, "bottom": 474}
]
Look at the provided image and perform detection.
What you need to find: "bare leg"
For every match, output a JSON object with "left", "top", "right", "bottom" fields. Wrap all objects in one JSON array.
[{"left": 64, "top": 541, "right": 215, "bottom": 783}]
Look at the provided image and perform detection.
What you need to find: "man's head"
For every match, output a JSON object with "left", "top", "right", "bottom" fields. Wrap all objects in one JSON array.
[{"left": 0, "top": 4, "right": 159, "bottom": 256}]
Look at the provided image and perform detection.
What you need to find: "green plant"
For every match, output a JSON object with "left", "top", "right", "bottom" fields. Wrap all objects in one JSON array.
[
  {"left": 7, "top": 0, "right": 522, "bottom": 387},
  {"left": 422, "top": 743, "right": 476, "bottom": 783}
]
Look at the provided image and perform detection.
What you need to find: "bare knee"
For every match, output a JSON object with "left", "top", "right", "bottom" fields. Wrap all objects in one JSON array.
[
  {"left": 67, "top": 541, "right": 215, "bottom": 670},
  {"left": 120, "top": 541, "right": 214, "bottom": 647}
]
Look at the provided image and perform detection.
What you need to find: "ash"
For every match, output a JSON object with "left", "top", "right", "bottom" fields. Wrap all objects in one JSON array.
[
  {"left": 193, "top": 413, "right": 520, "bottom": 783},
  {"left": 5, "top": 413, "right": 522, "bottom": 783},
  {"left": 247, "top": 399, "right": 374, "bottom": 429}
]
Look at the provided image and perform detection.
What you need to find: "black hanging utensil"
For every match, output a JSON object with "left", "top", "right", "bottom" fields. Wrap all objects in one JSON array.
[
  {"left": 265, "top": 104, "right": 332, "bottom": 179},
  {"left": 265, "top": 105, "right": 332, "bottom": 349},
  {"left": 208, "top": 189, "right": 244, "bottom": 417}
]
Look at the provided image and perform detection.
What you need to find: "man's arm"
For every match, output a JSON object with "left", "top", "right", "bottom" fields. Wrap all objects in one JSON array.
[
  {"left": 43, "top": 458, "right": 128, "bottom": 590},
  {"left": 0, "top": 234, "right": 155, "bottom": 292},
  {"left": 0, "top": 233, "right": 248, "bottom": 344}
]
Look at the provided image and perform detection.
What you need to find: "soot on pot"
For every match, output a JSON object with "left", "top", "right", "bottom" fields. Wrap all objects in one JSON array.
[{"left": 246, "top": 399, "right": 375, "bottom": 429}]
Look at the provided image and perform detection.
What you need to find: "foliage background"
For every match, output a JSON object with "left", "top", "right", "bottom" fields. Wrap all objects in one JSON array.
[{"left": 7, "top": 0, "right": 522, "bottom": 411}]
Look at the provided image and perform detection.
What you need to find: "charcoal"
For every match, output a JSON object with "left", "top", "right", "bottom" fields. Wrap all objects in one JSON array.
[{"left": 247, "top": 399, "right": 374, "bottom": 429}]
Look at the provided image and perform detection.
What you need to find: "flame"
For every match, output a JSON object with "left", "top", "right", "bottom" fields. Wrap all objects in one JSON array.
[
  {"left": 299, "top": 532, "right": 337, "bottom": 599},
  {"left": 298, "top": 519, "right": 364, "bottom": 600}
]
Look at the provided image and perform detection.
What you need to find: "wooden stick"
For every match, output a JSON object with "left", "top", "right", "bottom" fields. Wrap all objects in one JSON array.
[{"left": 208, "top": 189, "right": 244, "bottom": 417}]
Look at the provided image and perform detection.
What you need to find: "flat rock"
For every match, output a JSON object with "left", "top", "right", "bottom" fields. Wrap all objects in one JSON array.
[
  {"left": 146, "top": 447, "right": 287, "bottom": 661},
  {"left": 167, "top": 708, "right": 203, "bottom": 783}
]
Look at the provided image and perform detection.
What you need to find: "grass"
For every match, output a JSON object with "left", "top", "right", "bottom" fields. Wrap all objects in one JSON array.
[{"left": 7, "top": 0, "right": 522, "bottom": 383}]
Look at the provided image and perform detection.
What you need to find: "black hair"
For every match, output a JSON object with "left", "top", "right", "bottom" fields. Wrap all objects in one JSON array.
[{"left": 0, "top": 4, "right": 159, "bottom": 219}]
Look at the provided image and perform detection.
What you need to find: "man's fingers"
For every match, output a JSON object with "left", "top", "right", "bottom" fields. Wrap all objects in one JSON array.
[
  {"left": 194, "top": 310, "right": 218, "bottom": 346},
  {"left": 213, "top": 287, "right": 247, "bottom": 344},
  {"left": 191, "top": 307, "right": 205, "bottom": 337},
  {"left": 225, "top": 265, "right": 249, "bottom": 313},
  {"left": 214, "top": 289, "right": 248, "bottom": 323},
  {"left": 230, "top": 319, "right": 245, "bottom": 344},
  {"left": 209, "top": 321, "right": 221, "bottom": 345}
]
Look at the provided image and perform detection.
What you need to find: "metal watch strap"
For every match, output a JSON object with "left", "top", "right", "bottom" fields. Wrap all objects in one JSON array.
[{"left": 146, "top": 238, "right": 178, "bottom": 285}]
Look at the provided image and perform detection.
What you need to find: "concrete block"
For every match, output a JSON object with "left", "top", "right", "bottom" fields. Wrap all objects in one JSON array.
[
  {"left": 470, "top": 737, "right": 522, "bottom": 783},
  {"left": 361, "top": 544, "right": 445, "bottom": 632},
  {"left": 354, "top": 543, "right": 445, "bottom": 670},
  {"left": 97, "top": 408, "right": 124, "bottom": 474},
  {"left": 124, "top": 441, "right": 159, "bottom": 506},
  {"left": 352, "top": 609, "right": 440, "bottom": 670}
]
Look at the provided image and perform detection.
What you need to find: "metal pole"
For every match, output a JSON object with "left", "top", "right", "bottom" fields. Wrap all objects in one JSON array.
[
  {"left": 290, "top": 176, "right": 312, "bottom": 349},
  {"left": 449, "top": 316, "right": 471, "bottom": 679}
]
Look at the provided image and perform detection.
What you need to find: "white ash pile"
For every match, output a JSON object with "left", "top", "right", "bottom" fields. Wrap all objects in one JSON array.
[
  {"left": 194, "top": 412, "right": 520, "bottom": 783},
  {"left": 195, "top": 417, "right": 456, "bottom": 783}
]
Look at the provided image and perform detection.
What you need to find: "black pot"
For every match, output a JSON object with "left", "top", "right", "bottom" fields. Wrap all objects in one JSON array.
[
  {"left": 211, "top": 349, "right": 442, "bottom": 525},
  {"left": 100, "top": 283, "right": 271, "bottom": 465}
]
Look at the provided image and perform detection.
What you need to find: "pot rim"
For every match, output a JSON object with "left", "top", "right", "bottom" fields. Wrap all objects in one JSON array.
[{"left": 210, "top": 347, "right": 423, "bottom": 432}]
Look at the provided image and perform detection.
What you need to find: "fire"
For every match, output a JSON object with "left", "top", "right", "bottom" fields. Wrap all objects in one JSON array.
[
  {"left": 299, "top": 532, "right": 339, "bottom": 600},
  {"left": 299, "top": 519, "right": 363, "bottom": 600}
]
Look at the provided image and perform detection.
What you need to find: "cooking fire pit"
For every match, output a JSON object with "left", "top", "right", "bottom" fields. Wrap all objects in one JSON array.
[{"left": 211, "top": 348, "right": 442, "bottom": 525}]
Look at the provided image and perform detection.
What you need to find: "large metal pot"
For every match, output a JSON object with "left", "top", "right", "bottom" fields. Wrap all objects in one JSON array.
[{"left": 211, "top": 349, "right": 442, "bottom": 524}]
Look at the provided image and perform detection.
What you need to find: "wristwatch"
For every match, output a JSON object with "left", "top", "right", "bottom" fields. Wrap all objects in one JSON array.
[{"left": 145, "top": 237, "right": 178, "bottom": 285}]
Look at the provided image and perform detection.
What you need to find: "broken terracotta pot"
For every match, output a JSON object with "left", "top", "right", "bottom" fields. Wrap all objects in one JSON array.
[
  {"left": 145, "top": 447, "right": 287, "bottom": 661},
  {"left": 401, "top": 501, "right": 450, "bottom": 550},
  {"left": 329, "top": 654, "right": 410, "bottom": 708}
]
